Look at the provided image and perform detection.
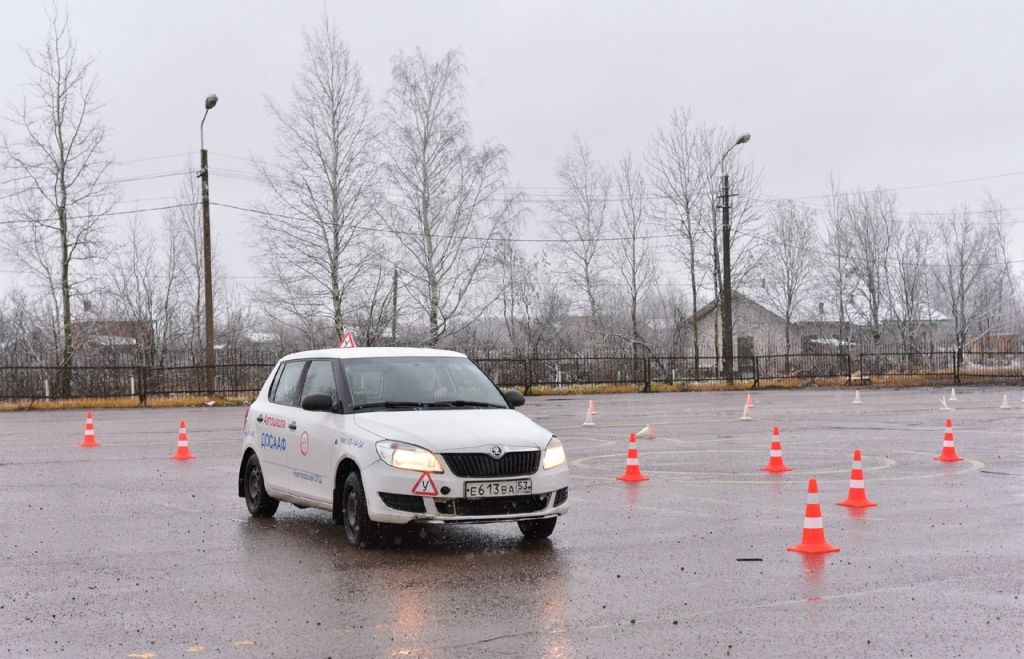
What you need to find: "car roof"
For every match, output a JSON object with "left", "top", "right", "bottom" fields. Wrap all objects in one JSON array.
[{"left": 276, "top": 346, "right": 468, "bottom": 363}]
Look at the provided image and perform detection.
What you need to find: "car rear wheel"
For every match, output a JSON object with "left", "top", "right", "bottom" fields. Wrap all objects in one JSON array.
[
  {"left": 244, "top": 454, "right": 279, "bottom": 517},
  {"left": 342, "top": 472, "right": 380, "bottom": 548},
  {"left": 518, "top": 517, "right": 557, "bottom": 539}
]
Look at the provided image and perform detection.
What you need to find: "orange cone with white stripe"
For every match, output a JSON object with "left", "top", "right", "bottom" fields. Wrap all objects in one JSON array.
[
  {"left": 170, "top": 420, "right": 196, "bottom": 460},
  {"left": 837, "top": 450, "right": 876, "bottom": 507},
  {"left": 588, "top": 399, "right": 597, "bottom": 416},
  {"left": 788, "top": 478, "right": 840, "bottom": 554},
  {"left": 934, "top": 418, "right": 963, "bottom": 462},
  {"left": 760, "top": 426, "right": 791, "bottom": 472},
  {"left": 746, "top": 393, "right": 754, "bottom": 408},
  {"left": 616, "top": 433, "right": 649, "bottom": 482},
  {"left": 79, "top": 411, "right": 100, "bottom": 447}
]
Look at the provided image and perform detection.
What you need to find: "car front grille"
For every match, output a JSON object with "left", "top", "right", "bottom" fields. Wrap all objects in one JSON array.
[
  {"left": 442, "top": 450, "right": 541, "bottom": 478},
  {"left": 434, "top": 494, "right": 550, "bottom": 516}
]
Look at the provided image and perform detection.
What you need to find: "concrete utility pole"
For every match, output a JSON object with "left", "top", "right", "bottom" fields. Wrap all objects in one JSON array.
[
  {"left": 720, "top": 132, "right": 750, "bottom": 384},
  {"left": 200, "top": 94, "right": 218, "bottom": 395}
]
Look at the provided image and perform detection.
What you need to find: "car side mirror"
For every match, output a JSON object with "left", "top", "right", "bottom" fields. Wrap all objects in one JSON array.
[
  {"left": 503, "top": 390, "right": 526, "bottom": 408},
  {"left": 301, "top": 393, "right": 335, "bottom": 412}
]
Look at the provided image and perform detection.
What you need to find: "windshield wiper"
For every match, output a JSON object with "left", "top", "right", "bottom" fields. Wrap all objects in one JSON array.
[
  {"left": 424, "top": 400, "right": 507, "bottom": 409},
  {"left": 351, "top": 401, "right": 424, "bottom": 411}
]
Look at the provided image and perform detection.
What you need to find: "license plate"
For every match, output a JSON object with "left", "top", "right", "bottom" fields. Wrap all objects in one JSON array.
[{"left": 465, "top": 479, "right": 532, "bottom": 499}]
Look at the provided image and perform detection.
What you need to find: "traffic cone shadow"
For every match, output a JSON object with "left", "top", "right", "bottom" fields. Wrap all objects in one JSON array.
[
  {"left": 171, "top": 420, "right": 196, "bottom": 460},
  {"left": 79, "top": 411, "right": 100, "bottom": 447},
  {"left": 788, "top": 478, "right": 840, "bottom": 554},
  {"left": 616, "top": 433, "right": 649, "bottom": 482}
]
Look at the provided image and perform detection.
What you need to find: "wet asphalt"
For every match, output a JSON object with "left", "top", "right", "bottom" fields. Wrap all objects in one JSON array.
[{"left": 1, "top": 386, "right": 1022, "bottom": 657}]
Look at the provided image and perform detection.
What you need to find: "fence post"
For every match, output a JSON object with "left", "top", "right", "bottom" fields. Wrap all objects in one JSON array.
[
  {"left": 752, "top": 356, "right": 760, "bottom": 390},
  {"left": 138, "top": 366, "right": 147, "bottom": 406},
  {"left": 643, "top": 357, "right": 651, "bottom": 393},
  {"left": 524, "top": 358, "right": 531, "bottom": 395}
]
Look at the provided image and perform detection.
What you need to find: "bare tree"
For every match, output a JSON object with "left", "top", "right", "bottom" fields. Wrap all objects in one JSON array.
[
  {"left": 886, "top": 216, "right": 933, "bottom": 352},
  {"left": 0, "top": 5, "right": 118, "bottom": 396},
  {"left": 610, "top": 152, "right": 657, "bottom": 359},
  {"left": 847, "top": 187, "right": 899, "bottom": 344},
  {"left": 932, "top": 204, "right": 1002, "bottom": 375},
  {"left": 249, "top": 15, "right": 383, "bottom": 346},
  {"left": 545, "top": 136, "right": 611, "bottom": 329},
  {"left": 646, "top": 109, "right": 715, "bottom": 370},
  {"left": 755, "top": 200, "right": 819, "bottom": 364},
  {"left": 381, "top": 48, "right": 518, "bottom": 346},
  {"left": 819, "top": 172, "right": 855, "bottom": 345}
]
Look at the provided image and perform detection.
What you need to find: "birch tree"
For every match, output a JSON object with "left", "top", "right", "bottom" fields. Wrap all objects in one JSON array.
[
  {"left": 610, "top": 152, "right": 657, "bottom": 358},
  {"left": 381, "top": 49, "right": 518, "bottom": 347},
  {"left": 249, "top": 15, "right": 383, "bottom": 346},
  {"left": 756, "top": 200, "right": 819, "bottom": 360},
  {"left": 820, "top": 173, "right": 855, "bottom": 344},
  {"left": 847, "top": 187, "right": 899, "bottom": 344},
  {"left": 886, "top": 216, "right": 933, "bottom": 352},
  {"left": 545, "top": 136, "right": 611, "bottom": 329},
  {"left": 932, "top": 204, "right": 1002, "bottom": 375},
  {"left": 0, "top": 5, "right": 118, "bottom": 395}
]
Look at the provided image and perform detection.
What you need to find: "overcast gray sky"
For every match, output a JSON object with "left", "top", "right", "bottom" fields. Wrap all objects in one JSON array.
[{"left": 2, "top": 1, "right": 1022, "bottom": 287}]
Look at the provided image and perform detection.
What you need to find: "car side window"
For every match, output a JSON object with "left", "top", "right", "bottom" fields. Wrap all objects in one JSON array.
[
  {"left": 300, "top": 359, "right": 336, "bottom": 401},
  {"left": 269, "top": 361, "right": 305, "bottom": 407}
]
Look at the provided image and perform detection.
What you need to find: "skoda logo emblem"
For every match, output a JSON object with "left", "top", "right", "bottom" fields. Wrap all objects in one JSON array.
[{"left": 489, "top": 445, "right": 504, "bottom": 459}]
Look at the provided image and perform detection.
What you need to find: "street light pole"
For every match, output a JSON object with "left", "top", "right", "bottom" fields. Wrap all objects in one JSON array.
[
  {"left": 720, "top": 132, "right": 750, "bottom": 385},
  {"left": 200, "top": 94, "right": 218, "bottom": 395}
]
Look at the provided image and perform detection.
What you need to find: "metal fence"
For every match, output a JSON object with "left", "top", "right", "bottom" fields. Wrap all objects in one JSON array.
[{"left": 2, "top": 348, "right": 1021, "bottom": 403}]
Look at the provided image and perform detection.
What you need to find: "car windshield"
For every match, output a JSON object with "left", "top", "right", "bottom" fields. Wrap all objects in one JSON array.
[{"left": 342, "top": 356, "right": 509, "bottom": 411}]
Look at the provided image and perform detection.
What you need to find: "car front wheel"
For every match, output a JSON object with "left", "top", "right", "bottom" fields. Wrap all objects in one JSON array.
[
  {"left": 244, "top": 454, "right": 279, "bottom": 517},
  {"left": 342, "top": 471, "right": 380, "bottom": 548},
  {"left": 518, "top": 517, "right": 557, "bottom": 539}
]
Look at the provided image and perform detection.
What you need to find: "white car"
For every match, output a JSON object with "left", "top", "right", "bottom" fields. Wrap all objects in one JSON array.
[{"left": 238, "top": 347, "right": 569, "bottom": 546}]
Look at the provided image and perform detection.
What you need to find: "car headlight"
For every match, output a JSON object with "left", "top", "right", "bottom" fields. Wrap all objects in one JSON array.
[
  {"left": 542, "top": 437, "right": 566, "bottom": 470},
  {"left": 376, "top": 441, "right": 444, "bottom": 473}
]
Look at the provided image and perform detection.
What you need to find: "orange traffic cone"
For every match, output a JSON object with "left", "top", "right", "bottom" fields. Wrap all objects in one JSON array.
[
  {"left": 170, "top": 420, "right": 196, "bottom": 460},
  {"left": 788, "top": 478, "right": 840, "bottom": 554},
  {"left": 934, "top": 418, "right": 963, "bottom": 462},
  {"left": 837, "top": 450, "right": 876, "bottom": 507},
  {"left": 746, "top": 393, "right": 755, "bottom": 408},
  {"left": 588, "top": 399, "right": 597, "bottom": 416},
  {"left": 79, "top": 411, "right": 100, "bottom": 447},
  {"left": 616, "top": 433, "right": 649, "bottom": 482},
  {"left": 582, "top": 406, "right": 595, "bottom": 427},
  {"left": 760, "top": 426, "right": 791, "bottom": 473}
]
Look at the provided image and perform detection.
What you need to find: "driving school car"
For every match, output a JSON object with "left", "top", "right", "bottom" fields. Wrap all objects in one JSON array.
[{"left": 238, "top": 347, "right": 569, "bottom": 546}]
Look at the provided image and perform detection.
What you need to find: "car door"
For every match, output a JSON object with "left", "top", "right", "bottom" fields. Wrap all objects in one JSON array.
[
  {"left": 288, "top": 358, "right": 338, "bottom": 504},
  {"left": 257, "top": 359, "right": 305, "bottom": 495}
]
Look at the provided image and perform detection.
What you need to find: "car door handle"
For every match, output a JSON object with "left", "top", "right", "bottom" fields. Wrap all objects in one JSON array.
[
  {"left": 256, "top": 415, "right": 264, "bottom": 423},
  {"left": 288, "top": 422, "right": 297, "bottom": 430}
]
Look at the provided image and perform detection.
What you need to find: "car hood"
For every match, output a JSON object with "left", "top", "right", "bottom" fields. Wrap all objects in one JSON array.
[{"left": 352, "top": 408, "right": 553, "bottom": 451}]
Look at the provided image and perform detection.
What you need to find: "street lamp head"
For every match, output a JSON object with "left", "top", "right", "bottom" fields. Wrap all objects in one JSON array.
[
  {"left": 736, "top": 133, "right": 751, "bottom": 145},
  {"left": 205, "top": 94, "right": 218, "bottom": 110}
]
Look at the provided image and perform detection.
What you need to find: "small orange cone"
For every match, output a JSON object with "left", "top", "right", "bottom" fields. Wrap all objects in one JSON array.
[
  {"left": 934, "top": 418, "right": 963, "bottom": 462},
  {"left": 616, "top": 433, "right": 649, "bottom": 482},
  {"left": 760, "top": 426, "right": 791, "bottom": 472},
  {"left": 746, "top": 393, "right": 754, "bottom": 408},
  {"left": 79, "top": 411, "right": 100, "bottom": 447},
  {"left": 788, "top": 478, "right": 840, "bottom": 554},
  {"left": 170, "top": 420, "right": 196, "bottom": 460},
  {"left": 582, "top": 406, "right": 595, "bottom": 427},
  {"left": 739, "top": 401, "right": 752, "bottom": 420},
  {"left": 588, "top": 399, "right": 597, "bottom": 416},
  {"left": 837, "top": 450, "right": 876, "bottom": 507}
]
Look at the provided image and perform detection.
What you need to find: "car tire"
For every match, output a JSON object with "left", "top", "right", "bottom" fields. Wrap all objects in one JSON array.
[
  {"left": 518, "top": 517, "right": 557, "bottom": 539},
  {"left": 244, "top": 454, "right": 279, "bottom": 517},
  {"left": 342, "top": 471, "right": 380, "bottom": 548}
]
